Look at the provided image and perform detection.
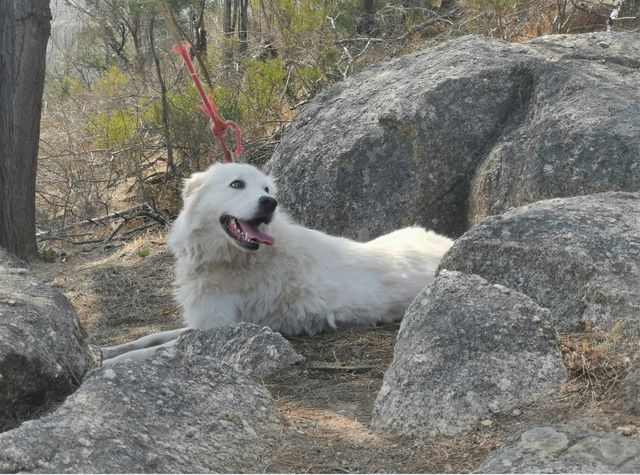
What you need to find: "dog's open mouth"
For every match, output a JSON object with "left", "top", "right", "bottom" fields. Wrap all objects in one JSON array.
[{"left": 220, "top": 215, "right": 275, "bottom": 251}]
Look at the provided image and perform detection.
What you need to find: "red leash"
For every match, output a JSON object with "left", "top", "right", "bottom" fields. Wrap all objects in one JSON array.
[{"left": 171, "top": 42, "right": 242, "bottom": 163}]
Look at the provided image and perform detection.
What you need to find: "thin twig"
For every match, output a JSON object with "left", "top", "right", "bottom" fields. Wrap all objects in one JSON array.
[
  {"left": 106, "top": 219, "right": 128, "bottom": 242},
  {"left": 396, "top": 15, "right": 454, "bottom": 41}
]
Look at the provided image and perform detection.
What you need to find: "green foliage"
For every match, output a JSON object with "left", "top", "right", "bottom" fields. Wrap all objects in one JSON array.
[
  {"left": 137, "top": 247, "right": 150, "bottom": 258},
  {"left": 267, "top": 0, "right": 332, "bottom": 35},
  {"left": 241, "top": 58, "right": 287, "bottom": 118},
  {"left": 94, "top": 65, "right": 130, "bottom": 98},
  {"left": 165, "top": 84, "right": 213, "bottom": 170},
  {"left": 39, "top": 248, "right": 58, "bottom": 263},
  {"left": 166, "top": 84, "right": 201, "bottom": 113},
  {"left": 90, "top": 108, "right": 137, "bottom": 148},
  {"left": 44, "top": 73, "right": 85, "bottom": 101},
  {"left": 297, "top": 64, "right": 323, "bottom": 84},
  {"left": 42, "top": 0, "right": 469, "bottom": 233}
]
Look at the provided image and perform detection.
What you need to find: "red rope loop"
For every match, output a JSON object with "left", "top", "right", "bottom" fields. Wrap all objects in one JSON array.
[{"left": 171, "top": 42, "right": 243, "bottom": 162}]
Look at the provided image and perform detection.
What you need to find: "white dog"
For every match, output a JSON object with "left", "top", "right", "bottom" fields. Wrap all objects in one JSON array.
[{"left": 102, "top": 163, "right": 453, "bottom": 364}]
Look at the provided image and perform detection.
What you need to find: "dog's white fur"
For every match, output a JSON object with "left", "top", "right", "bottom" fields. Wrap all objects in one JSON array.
[{"left": 102, "top": 163, "right": 453, "bottom": 364}]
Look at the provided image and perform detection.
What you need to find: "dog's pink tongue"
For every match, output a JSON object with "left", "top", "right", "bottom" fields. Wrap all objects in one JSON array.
[{"left": 237, "top": 219, "right": 275, "bottom": 245}]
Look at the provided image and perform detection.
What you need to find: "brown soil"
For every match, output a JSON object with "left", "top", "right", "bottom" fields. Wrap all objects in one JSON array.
[{"left": 30, "top": 226, "right": 640, "bottom": 473}]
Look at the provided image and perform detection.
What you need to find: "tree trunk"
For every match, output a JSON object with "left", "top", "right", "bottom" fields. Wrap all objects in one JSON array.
[
  {"left": 0, "top": 0, "right": 51, "bottom": 260},
  {"left": 148, "top": 16, "right": 175, "bottom": 175},
  {"left": 222, "top": 0, "right": 236, "bottom": 77},
  {"left": 231, "top": 0, "right": 239, "bottom": 35},
  {"left": 238, "top": 0, "right": 249, "bottom": 54},
  {"left": 193, "top": 0, "right": 207, "bottom": 56},
  {"left": 223, "top": 0, "right": 234, "bottom": 35},
  {"left": 130, "top": 12, "right": 145, "bottom": 70}
]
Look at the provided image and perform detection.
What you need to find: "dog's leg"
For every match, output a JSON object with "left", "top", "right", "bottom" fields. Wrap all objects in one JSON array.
[
  {"left": 101, "top": 328, "right": 187, "bottom": 361},
  {"left": 101, "top": 337, "right": 180, "bottom": 367}
]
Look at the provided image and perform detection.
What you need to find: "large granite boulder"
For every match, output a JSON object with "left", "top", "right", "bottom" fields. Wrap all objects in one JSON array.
[
  {"left": 0, "top": 248, "right": 99, "bottom": 430},
  {"left": 175, "top": 323, "right": 304, "bottom": 378},
  {"left": 266, "top": 32, "right": 640, "bottom": 240},
  {"left": 372, "top": 270, "right": 566, "bottom": 437},
  {"left": 477, "top": 425, "right": 640, "bottom": 473},
  {"left": 0, "top": 351, "right": 282, "bottom": 473},
  {"left": 468, "top": 33, "right": 640, "bottom": 226},
  {"left": 441, "top": 192, "right": 640, "bottom": 333}
]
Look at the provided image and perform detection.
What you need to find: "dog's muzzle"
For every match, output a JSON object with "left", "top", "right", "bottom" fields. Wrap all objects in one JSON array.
[{"left": 220, "top": 211, "right": 276, "bottom": 251}]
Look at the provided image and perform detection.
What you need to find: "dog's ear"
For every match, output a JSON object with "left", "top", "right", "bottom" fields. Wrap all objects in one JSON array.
[{"left": 182, "top": 172, "right": 207, "bottom": 200}]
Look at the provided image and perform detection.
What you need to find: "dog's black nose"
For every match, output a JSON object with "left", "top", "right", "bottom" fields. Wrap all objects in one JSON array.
[{"left": 259, "top": 196, "right": 277, "bottom": 213}]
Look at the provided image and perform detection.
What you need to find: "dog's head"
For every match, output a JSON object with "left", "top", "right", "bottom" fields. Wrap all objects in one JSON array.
[{"left": 177, "top": 163, "right": 278, "bottom": 253}]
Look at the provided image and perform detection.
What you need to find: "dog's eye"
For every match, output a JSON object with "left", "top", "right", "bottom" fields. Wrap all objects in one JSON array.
[
  {"left": 264, "top": 187, "right": 269, "bottom": 193},
  {"left": 229, "top": 180, "right": 245, "bottom": 189}
]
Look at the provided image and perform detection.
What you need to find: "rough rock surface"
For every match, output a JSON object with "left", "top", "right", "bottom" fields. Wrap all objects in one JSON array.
[
  {"left": 372, "top": 270, "right": 566, "bottom": 437},
  {"left": 0, "top": 248, "right": 99, "bottom": 430},
  {"left": 619, "top": 354, "right": 640, "bottom": 415},
  {"left": 175, "top": 323, "right": 304, "bottom": 378},
  {"left": 441, "top": 192, "right": 640, "bottom": 333},
  {"left": 266, "top": 32, "right": 640, "bottom": 240},
  {"left": 477, "top": 425, "right": 640, "bottom": 473},
  {"left": 0, "top": 352, "right": 282, "bottom": 473},
  {"left": 469, "top": 33, "right": 640, "bottom": 226}
]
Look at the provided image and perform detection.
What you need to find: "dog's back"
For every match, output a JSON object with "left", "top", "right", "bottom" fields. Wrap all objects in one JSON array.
[{"left": 306, "top": 225, "right": 452, "bottom": 331}]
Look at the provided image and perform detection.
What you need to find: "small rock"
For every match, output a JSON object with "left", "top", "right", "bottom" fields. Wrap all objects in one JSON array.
[
  {"left": 174, "top": 323, "right": 304, "bottom": 378},
  {"left": 481, "top": 419, "right": 494, "bottom": 427},
  {"left": 617, "top": 425, "right": 636, "bottom": 436},
  {"left": 478, "top": 424, "right": 640, "bottom": 473},
  {"left": 512, "top": 409, "right": 522, "bottom": 416}
]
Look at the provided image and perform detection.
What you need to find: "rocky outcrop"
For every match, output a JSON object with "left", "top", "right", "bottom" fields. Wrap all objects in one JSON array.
[
  {"left": 266, "top": 32, "right": 640, "bottom": 240},
  {"left": 0, "top": 352, "right": 282, "bottom": 473},
  {"left": 175, "top": 323, "right": 304, "bottom": 378},
  {"left": 469, "top": 34, "right": 640, "bottom": 226},
  {"left": 372, "top": 271, "right": 566, "bottom": 437},
  {"left": 0, "top": 248, "right": 99, "bottom": 431},
  {"left": 440, "top": 192, "right": 640, "bottom": 333},
  {"left": 477, "top": 425, "right": 640, "bottom": 473}
]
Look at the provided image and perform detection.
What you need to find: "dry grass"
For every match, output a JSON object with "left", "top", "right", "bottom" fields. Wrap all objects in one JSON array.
[
  {"left": 31, "top": 224, "right": 181, "bottom": 346},
  {"left": 559, "top": 323, "right": 632, "bottom": 406}
]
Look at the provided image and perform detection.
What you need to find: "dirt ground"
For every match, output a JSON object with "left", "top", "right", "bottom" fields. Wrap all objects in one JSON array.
[{"left": 30, "top": 222, "right": 640, "bottom": 473}]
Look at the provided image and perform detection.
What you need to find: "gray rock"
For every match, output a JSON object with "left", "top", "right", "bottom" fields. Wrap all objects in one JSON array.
[
  {"left": 469, "top": 33, "right": 640, "bottom": 227},
  {"left": 477, "top": 425, "right": 640, "bottom": 473},
  {"left": 175, "top": 323, "right": 304, "bottom": 378},
  {"left": 618, "top": 356, "right": 640, "bottom": 415},
  {"left": 372, "top": 270, "right": 566, "bottom": 437},
  {"left": 0, "top": 248, "right": 99, "bottom": 431},
  {"left": 0, "top": 352, "right": 282, "bottom": 473},
  {"left": 266, "top": 32, "right": 640, "bottom": 240},
  {"left": 441, "top": 192, "right": 640, "bottom": 333}
]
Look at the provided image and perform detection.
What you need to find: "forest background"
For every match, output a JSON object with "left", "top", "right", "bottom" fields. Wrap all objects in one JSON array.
[{"left": 37, "top": 0, "right": 636, "bottom": 258}]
